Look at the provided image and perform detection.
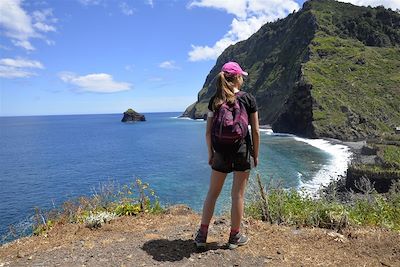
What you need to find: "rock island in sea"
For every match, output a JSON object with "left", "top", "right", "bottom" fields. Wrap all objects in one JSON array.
[{"left": 121, "top": 108, "right": 146, "bottom": 122}]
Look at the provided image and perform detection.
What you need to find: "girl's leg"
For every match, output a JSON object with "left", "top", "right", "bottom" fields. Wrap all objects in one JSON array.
[
  {"left": 200, "top": 170, "right": 228, "bottom": 225},
  {"left": 231, "top": 171, "right": 250, "bottom": 231}
]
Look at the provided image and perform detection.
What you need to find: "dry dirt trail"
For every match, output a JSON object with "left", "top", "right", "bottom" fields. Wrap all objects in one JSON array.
[{"left": 1, "top": 205, "right": 399, "bottom": 267}]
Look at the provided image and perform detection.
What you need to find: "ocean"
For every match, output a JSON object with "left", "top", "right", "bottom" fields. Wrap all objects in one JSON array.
[{"left": 0, "top": 112, "right": 351, "bottom": 242}]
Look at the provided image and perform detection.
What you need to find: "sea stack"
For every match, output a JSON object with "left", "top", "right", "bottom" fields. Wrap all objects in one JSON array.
[{"left": 121, "top": 109, "right": 146, "bottom": 122}]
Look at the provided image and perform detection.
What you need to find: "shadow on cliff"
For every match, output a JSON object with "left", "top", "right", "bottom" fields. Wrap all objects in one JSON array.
[{"left": 141, "top": 239, "right": 226, "bottom": 262}]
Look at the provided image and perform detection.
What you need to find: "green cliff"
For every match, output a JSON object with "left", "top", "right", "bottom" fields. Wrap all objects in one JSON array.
[{"left": 183, "top": 0, "right": 400, "bottom": 141}]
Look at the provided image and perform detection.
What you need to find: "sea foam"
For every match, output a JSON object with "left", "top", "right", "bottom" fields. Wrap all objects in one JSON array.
[{"left": 293, "top": 137, "right": 352, "bottom": 193}]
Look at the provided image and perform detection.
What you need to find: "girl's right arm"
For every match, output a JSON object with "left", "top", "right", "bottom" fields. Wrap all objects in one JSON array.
[
  {"left": 249, "top": 111, "right": 260, "bottom": 167},
  {"left": 206, "top": 114, "right": 214, "bottom": 165}
]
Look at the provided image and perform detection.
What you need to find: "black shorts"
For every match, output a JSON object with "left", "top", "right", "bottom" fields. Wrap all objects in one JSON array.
[{"left": 211, "top": 142, "right": 252, "bottom": 173}]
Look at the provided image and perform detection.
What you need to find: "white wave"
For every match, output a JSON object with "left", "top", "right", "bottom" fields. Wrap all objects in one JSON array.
[
  {"left": 171, "top": 116, "right": 200, "bottom": 121},
  {"left": 293, "top": 136, "right": 352, "bottom": 193},
  {"left": 171, "top": 116, "right": 190, "bottom": 119},
  {"left": 172, "top": 116, "right": 206, "bottom": 123},
  {"left": 269, "top": 132, "right": 293, "bottom": 137},
  {"left": 260, "top": 128, "right": 274, "bottom": 135}
]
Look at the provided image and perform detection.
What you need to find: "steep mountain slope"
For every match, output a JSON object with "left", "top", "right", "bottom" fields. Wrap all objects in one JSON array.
[{"left": 183, "top": 0, "right": 400, "bottom": 141}]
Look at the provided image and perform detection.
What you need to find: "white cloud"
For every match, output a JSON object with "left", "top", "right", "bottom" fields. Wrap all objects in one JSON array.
[
  {"left": 159, "top": 60, "right": 180, "bottom": 70},
  {"left": 189, "top": 38, "right": 234, "bottom": 62},
  {"left": 188, "top": 0, "right": 300, "bottom": 61},
  {"left": 46, "top": 39, "right": 56, "bottom": 46},
  {"left": 148, "top": 76, "right": 164, "bottom": 82},
  {"left": 189, "top": 0, "right": 247, "bottom": 18},
  {"left": 0, "top": 58, "right": 44, "bottom": 78},
  {"left": 0, "top": 58, "right": 44, "bottom": 69},
  {"left": 33, "top": 22, "right": 56, "bottom": 32},
  {"left": 146, "top": 0, "right": 154, "bottom": 8},
  {"left": 0, "top": 0, "right": 57, "bottom": 50},
  {"left": 339, "top": 0, "right": 400, "bottom": 9},
  {"left": 32, "top": 9, "right": 58, "bottom": 24},
  {"left": 0, "top": 0, "right": 35, "bottom": 50},
  {"left": 119, "top": 2, "right": 134, "bottom": 16},
  {"left": 32, "top": 9, "right": 57, "bottom": 33},
  {"left": 125, "top": 64, "right": 134, "bottom": 72},
  {"left": 59, "top": 72, "right": 132, "bottom": 93},
  {"left": 78, "top": 0, "right": 103, "bottom": 6},
  {"left": 12, "top": 40, "right": 35, "bottom": 50},
  {"left": 0, "top": 44, "right": 11, "bottom": 50}
]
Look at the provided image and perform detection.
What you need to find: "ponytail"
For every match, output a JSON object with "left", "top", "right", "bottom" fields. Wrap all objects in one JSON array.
[{"left": 212, "top": 72, "right": 237, "bottom": 110}]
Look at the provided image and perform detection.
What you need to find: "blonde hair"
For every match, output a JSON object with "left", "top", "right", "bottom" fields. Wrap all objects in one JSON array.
[{"left": 212, "top": 72, "right": 244, "bottom": 110}]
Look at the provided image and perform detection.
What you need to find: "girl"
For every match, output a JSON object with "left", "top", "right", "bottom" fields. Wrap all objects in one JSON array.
[{"left": 195, "top": 61, "right": 260, "bottom": 250}]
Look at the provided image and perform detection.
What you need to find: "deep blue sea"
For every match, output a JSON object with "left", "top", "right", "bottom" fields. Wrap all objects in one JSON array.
[{"left": 0, "top": 112, "right": 351, "bottom": 243}]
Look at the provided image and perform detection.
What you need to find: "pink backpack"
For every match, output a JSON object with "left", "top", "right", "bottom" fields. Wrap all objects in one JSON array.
[{"left": 211, "top": 92, "right": 249, "bottom": 153}]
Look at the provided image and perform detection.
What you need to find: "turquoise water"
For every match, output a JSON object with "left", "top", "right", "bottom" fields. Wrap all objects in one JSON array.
[{"left": 0, "top": 112, "right": 335, "bottom": 242}]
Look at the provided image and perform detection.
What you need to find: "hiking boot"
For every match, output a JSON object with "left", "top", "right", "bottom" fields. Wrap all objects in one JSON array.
[
  {"left": 228, "top": 232, "right": 249, "bottom": 249},
  {"left": 194, "top": 230, "right": 207, "bottom": 249}
]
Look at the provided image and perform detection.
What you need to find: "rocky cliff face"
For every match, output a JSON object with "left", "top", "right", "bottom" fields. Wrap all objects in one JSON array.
[{"left": 183, "top": 0, "right": 400, "bottom": 141}]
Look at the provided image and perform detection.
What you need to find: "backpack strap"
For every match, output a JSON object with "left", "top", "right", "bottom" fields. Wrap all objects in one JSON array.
[
  {"left": 235, "top": 91, "right": 247, "bottom": 106},
  {"left": 235, "top": 91, "right": 246, "bottom": 97},
  {"left": 236, "top": 91, "right": 254, "bottom": 155}
]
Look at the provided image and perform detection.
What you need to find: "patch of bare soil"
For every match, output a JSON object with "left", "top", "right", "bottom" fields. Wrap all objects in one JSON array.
[{"left": 1, "top": 205, "right": 399, "bottom": 267}]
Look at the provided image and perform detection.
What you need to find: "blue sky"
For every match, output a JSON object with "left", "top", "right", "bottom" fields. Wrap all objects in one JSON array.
[{"left": 1, "top": 0, "right": 398, "bottom": 116}]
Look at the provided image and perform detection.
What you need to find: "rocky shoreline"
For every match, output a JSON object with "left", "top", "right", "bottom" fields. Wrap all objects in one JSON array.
[{"left": 324, "top": 137, "right": 399, "bottom": 194}]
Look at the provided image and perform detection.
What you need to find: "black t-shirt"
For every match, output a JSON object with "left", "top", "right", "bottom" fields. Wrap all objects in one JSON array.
[
  {"left": 207, "top": 91, "right": 258, "bottom": 114},
  {"left": 208, "top": 91, "right": 258, "bottom": 153}
]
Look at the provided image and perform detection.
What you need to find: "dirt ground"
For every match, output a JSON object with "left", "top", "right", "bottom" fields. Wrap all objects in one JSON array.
[{"left": 1, "top": 205, "right": 399, "bottom": 267}]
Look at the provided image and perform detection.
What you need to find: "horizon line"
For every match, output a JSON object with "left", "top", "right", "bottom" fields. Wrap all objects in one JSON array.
[{"left": 0, "top": 111, "right": 184, "bottom": 118}]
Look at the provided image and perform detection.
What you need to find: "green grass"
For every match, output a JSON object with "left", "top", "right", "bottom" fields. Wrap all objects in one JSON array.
[
  {"left": 246, "top": 188, "right": 349, "bottom": 229},
  {"left": 304, "top": 35, "right": 400, "bottom": 137},
  {"left": 245, "top": 173, "right": 400, "bottom": 231},
  {"left": 349, "top": 193, "right": 400, "bottom": 229},
  {"left": 380, "top": 145, "right": 400, "bottom": 168},
  {"left": 304, "top": 3, "right": 400, "bottom": 138},
  {"left": 29, "top": 178, "right": 164, "bottom": 236}
]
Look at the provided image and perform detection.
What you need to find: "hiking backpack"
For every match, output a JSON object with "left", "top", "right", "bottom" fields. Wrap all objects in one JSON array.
[{"left": 211, "top": 92, "right": 249, "bottom": 152}]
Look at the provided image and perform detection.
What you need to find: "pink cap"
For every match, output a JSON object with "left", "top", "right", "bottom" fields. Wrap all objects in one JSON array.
[{"left": 221, "top": 61, "right": 248, "bottom": 76}]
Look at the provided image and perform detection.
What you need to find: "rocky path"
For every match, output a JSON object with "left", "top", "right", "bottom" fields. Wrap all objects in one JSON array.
[{"left": 1, "top": 206, "right": 399, "bottom": 266}]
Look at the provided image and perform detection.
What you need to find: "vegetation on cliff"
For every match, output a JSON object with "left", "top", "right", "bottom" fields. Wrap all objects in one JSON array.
[
  {"left": 183, "top": 0, "right": 400, "bottom": 141},
  {"left": 1, "top": 179, "right": 162, "bottom": 244},
  {"left": 245, "top": 173, "right": 400, "bottom": 231},
  {"left": 2, "top": 173, "right": 399, "bottom": 245},
  {"left": 304, "top": 0, "right": 400, "bottom": 140}
]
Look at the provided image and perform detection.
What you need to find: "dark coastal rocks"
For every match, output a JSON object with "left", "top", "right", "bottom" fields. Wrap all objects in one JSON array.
[
  {"left": 180, "top": 102, "right": 208, "bottom": 120},
  {"left": 361, "top": 145, "right": 377, "bottom": 155},
  {"left": 346, "top": 166, "right": 400, "bottom": 193},
  {"left": 271, "top": 82, "right": 316, "bottom": 138},
  {"left": 346, "top": 143, "right": 400, "bottom": 193},
  {"left": 121, "top": 109, "right": 145, "bottom": 122}
]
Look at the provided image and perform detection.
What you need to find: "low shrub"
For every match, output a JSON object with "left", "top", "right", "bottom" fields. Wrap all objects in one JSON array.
[
  {"left": 246, "top": 173, "right": 400, "bottom": 231},
  {"left": 30, "top": 178, "right": 163, "bottom": 236}
]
